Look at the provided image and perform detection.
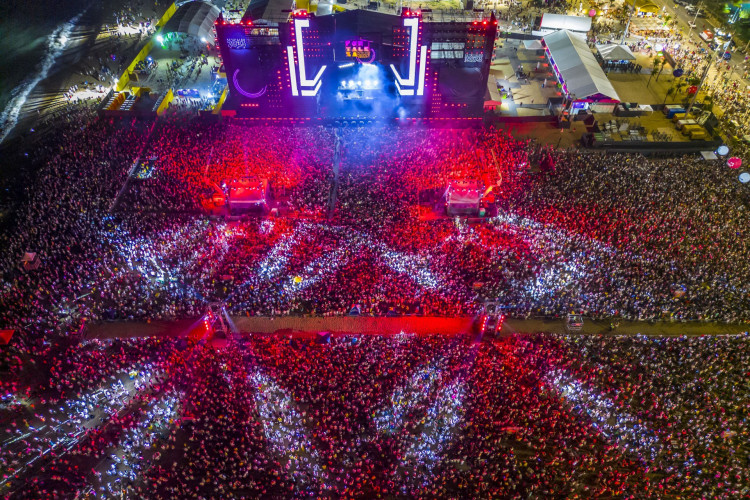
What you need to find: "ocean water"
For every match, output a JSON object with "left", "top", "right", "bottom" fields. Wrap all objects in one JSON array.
[{"left": 0, "top": 0, "right": 92, "bottom": 141}]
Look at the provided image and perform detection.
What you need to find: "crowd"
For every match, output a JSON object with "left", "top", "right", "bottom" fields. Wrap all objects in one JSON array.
[
  {"left": 120, "top": 118, "right": 334, "bottom": 215},
  {"left": 1, "top": 0, "right": 749, "bottom": 494},
  {"left": 1, "top": 332, "right": 748, "bottom": 498},
  {"left": 1, "top": 116, "right": 750, "bottom": 341},
  {"left": 525, "top": 332, "right": 750, "bottom": 498},
  {"left": 508, "top": 151, "right": 750, "bottom": 321}
]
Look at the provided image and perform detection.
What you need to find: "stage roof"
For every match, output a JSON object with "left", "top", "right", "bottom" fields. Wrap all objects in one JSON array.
[
  {"left": 228, "top": 179, "right": 268, "bottom": 206},
  {"left": 446, "top": 180, "right": 482, "bottom": 204},
  {"left": 163, "top": 1, "right": 221, "bottom": 44},
  {"left": 544, "top": 30, "right": 619, "bottom": 101},
  {"left": 540, "top": 14, "right": 592, "bottom": 33},
  {"left": 296, "top": 10, "right": 414, "bottom": 36},
  {"left": 242, "top": 0, "right": 294, "bottom": 22},
  {"left": 596, "top": 43, "right": 636, "bottom": 61}
]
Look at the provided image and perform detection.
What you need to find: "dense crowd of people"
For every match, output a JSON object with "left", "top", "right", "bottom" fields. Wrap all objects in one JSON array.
[
  {"left": 0, "top": 111, "right": 749, "bottom": 497},
  {"left": 1, "top": 116, "right": 750, "bottom": 339},
  {"left": 1, "top": 332, "right": 748, "bottom": 497}
]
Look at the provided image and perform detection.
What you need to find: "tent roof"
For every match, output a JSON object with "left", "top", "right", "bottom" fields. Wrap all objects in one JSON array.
[
  {"left": 446, "top": 180, "right": 482, "bottom": 205},
  {"left": 596, "top": 43, "right": 636, "bottom": 61},
  {"left": 540, "top": 14, "right": 592, "bottom": 33},
  {"left": 163, "top": 1, "right": 221, "bottom": 44},
  {"left": 242, "top": 0, "right": 295, "bottom": 22},
  {"left": 447, "top": 189, "right": 480, "bottom": 205},
  {"left": 229, "top": 178, "right": 267, "bottom": 204},
  {"left": 544, "top": 30, "right": 620, "bottom": 101},
  {"left": 523, "top": 39, "right": 544, "bottom": 50},
  {"left": 634, "top": 0, "right": 660, "bottom": 12}
]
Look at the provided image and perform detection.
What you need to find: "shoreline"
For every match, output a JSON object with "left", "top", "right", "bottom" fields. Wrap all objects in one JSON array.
[{"left": 0, "top": 0, "right": 164, "bottom": 146}]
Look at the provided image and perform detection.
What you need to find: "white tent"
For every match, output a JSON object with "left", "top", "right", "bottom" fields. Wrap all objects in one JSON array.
[
  {"left": 523, "top": 39, "right": 544, "bottom": 50},
  {"left": 596, "top": 44, "right": 636, "bottom": 61},
  {"left": 540, "top": 14, "right": 592, "bottom": 33},
  {"left": 544, "top": 30, "right": 620, "bottom": 101},
  {"left": 163, "top": 1, "right": 221, "bottom": 45}
]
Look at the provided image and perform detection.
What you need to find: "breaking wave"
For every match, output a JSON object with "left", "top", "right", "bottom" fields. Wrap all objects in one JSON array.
[{"left": 0, "top": 12, "right": 83, "bottom": 144}]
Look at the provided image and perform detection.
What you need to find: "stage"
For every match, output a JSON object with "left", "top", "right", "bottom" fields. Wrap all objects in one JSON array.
[{"left": 216, "top": 9, "right": 497, "bottom": 121}]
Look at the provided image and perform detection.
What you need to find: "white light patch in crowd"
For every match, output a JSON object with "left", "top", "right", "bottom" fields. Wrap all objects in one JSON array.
[
  {"left": 400, "top": 380, "right": 465, "bottom": 480},
  {"left": 0, "top": 366, "right": 152, "bottom": 486},
  {"left": 101, "top": 391, "right": 182, "bottom": 484},
  {"left": 529, "top": 262, "right": 583, "bottom": 300},
  {"left": 488, "top": 212, "right": 621, "bottom": 300},
  {"left": 257, "top": 224, "right": 310, "bottom": 280},
  {"left": 374, "top": 366, "right": 440, "bottom": 434},
  {"left": 377, "top": 245, "right": 441, "bottom": 290},
  {"left": 548, "top": 370, "right": 660, "bottom": 461},
  {"left": 283, "top": 248, "right": 349, "bottom": 295},
  {"left": 249, "top": 371, "right": 323, "bottom": 486},
  {"left": 491, "top": 212, "right": 616, "bottom": 255},
  {"left": 260, "top": 219, "right": 275, "bottom": 234},
  {"left": 104, "top": 219, "right": 221, "bottom": 299}
]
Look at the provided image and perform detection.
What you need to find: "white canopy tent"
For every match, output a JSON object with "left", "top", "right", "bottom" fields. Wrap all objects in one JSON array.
[
  {"left": 523, "top": 39, "right": 544, "bottom": 50},
  {"left": 163, "top": 1, "right": 221, "bottom": 45},
  {"left": 544, "top": 30, "right": 620, "bottom": 102},
  {"left": 540, "top": 14, "right": 592, "bottom": 33},
  {"left": 596, "top": 44, "right": 636, "bottom": 61}
]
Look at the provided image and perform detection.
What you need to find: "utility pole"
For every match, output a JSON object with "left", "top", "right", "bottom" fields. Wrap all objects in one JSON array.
[
  {"left": 686, "top": 54, "right": 712, "bottom": 116},
  {"left": 687, "top": 2, "right": 701, "bottom": 39},
  {"left": 621, "top": 0, "right": 637, "bottom": 44}
]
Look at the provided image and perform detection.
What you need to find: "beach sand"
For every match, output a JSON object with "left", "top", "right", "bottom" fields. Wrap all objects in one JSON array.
[{"left": 2, "top": 0, "right": 165, "bottom": 146}]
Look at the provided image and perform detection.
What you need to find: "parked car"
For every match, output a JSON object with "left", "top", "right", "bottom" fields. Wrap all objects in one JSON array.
[{"left": 715, "top": 29, "right": 732, "bottom": 42}]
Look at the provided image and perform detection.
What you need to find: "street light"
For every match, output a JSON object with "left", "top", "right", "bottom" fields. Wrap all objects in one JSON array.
[{"left": 688, "top": 2, "right": 702, "bottom": 39}]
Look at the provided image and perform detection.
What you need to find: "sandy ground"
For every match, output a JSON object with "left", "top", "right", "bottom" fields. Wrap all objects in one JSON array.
[{"left": 3, "top": 0, "right": 165, "bottom": 144}]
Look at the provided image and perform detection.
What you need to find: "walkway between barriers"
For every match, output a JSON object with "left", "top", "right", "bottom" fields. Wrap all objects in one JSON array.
[{"left": 84, "top": 315, "right": 749, "bottom": 340}]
